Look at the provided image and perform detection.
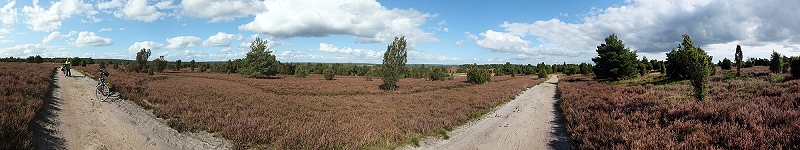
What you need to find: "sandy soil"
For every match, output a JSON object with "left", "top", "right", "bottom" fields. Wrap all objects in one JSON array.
[
  {"left": 31, "top": 69, "right": 231, "bottom": 150},
  {"left": 405, "top": 75, "right": 571, "bottom": 150}
]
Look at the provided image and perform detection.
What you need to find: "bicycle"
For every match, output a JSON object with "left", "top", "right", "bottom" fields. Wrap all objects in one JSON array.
[{"left": 96, "top": 69, "right": 111, "bottom": 101}]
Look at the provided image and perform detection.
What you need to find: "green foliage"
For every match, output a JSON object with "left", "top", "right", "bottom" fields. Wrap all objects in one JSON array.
[
  {"left": 150, "top": 56, "right": 168, "bottom": 73},
  {"left": 381, "top": 36, "right": 408, "bottom": 90},
  {"left": 127, "top": 48, "right": 151, "bottom": 73},
  {"left": 468, "top": 68, "right": 491, "bottom": 84},
  {"left": 365, "top": 70, "right": 373, "bottom": 81},
  {"left": 34, "top": 55, "right": 43, "bottom": 63},
  {"left": 174, "top": 59, "right": 182, "bottom": 71},
  {"left": 592, "top": 34, "right": 640, "bottom": 80},
  {"left": 790, "top": 56, "right": 800, "bottom": 78},
  {"left": 323, "top": 66, "right": 335, "bottom": 80},
  {"left": 735, "top": 45, "right": 743, "bottom": 76},
  {"left": 190, "top": 59, "right": 196, "bottom": 71},
  {"left": 98, "top": 60, "right": 106, "bottom": 69},
  {"left": 667, "top": 34, "right": 712, "bottom": 101},
  {"left": 538, "top": 69, "right": 548, "bottom": 79},
  {"left": 199, "top": 63, "right": 208, "bottom": 72},
  {"left": 112, "top": 62, "right": 119, "bottom": 70},
  {"left": 294, "top": 64, "right": 309, "bottom": 78},
  {"left": 770, "top": 51, "right": 783, "bottom": 74},
  {"left": 437, "top": 129, "right": 450, "bottom": 140},
  {"left": 639, "top": 63, "right": 647, "bottom": 76},
  {"left": 429, "top": 67, "right": 448, "bottom": 81},
  {"left": 239, "top": 37, "right": 279, "bottom": 77},
  {"left": 721, "top": 57, "right": 733, "bottom": 70}
]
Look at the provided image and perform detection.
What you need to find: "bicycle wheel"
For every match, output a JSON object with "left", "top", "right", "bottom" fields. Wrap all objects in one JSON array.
[{"left": 96, "top": 83, "right": 111, "bottom": 101}]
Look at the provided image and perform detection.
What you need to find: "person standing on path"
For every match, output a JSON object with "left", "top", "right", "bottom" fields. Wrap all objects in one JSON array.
[{"left": 64, "top": 58, "right": 72, "bottom": 76}]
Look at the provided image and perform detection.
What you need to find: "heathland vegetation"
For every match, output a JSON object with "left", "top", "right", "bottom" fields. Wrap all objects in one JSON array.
[
  {"left": 560, "top": 33, "right": 800, "bottom": 149},
  {"left": 0, "top": 62, "right": 55, "bottom": 149}
]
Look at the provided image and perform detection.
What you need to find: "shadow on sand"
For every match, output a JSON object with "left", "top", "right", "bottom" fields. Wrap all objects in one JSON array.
[
  {"left": 31, "top": 70, "right": 67, "bottom": 150},
  {"left": 547, "top": 80, "right": 571, "bottom": 150}
]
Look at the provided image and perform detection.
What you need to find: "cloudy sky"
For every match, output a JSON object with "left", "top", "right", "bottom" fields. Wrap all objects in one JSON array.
[{"left": 0, "top": 0, "right": 798, "bottom": 64}]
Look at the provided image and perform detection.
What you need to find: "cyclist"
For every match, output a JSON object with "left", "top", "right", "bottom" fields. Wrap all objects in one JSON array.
[{"left": 64, "top": 58, "right": 72, "bottom": 76}]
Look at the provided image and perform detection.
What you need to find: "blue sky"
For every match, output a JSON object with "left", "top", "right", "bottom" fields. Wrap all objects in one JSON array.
[{"left": 1, "top": 0, "right": 799, "bottom": 65}]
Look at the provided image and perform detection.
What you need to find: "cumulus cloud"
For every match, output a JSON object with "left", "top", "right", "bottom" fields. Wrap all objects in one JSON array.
[
  {"left": 22, "top": 0, "right": 94, "bottom": 32},
  {"left": 202, "top": 32, "right": 242, "bottom": 47},
  {"left": 72, "top": 31, "right": 113, "bottom": 47},
  {"left": 165, "top": 36, "right": 203, "bottom": 49},
  {"left": 0, "top": 44, "right": 52, "bottom": 57},
  {"left": 128, "top": 41, "right": 164, "bottom": 53},
  {"left": 317, "top": 43, "right": 380, "bottom": 58},
  {"left": 181, "top": 0, "right": 266, "bottom": 22},
  {"left": 111, "top": 0, "right": 165, "bottom": 22},
  {"left": 238, "top": 0, "right": 439, "bottom": 45},
  {"left": 476, "top": 30, "right": 580, "bottom": 57},
  {"left": 0, "top": 28, "right": 13, "bottom": 43},
  {"left": 484, "top": 0, "right": 800, "bottom": 59},
  {"left": 1, "top": 1, "right": 18, "bottom": 26},
  {"left": 42, "top": 31, "right": 61, "bottom": 44}
]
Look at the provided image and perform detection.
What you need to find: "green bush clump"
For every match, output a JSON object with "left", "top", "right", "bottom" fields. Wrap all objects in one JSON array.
[
  {"left": 323, "top": 67, "right": 335, "bottom": 80},
  {"left": 468, "top": 68, "right": 491, "bottom": 84}
]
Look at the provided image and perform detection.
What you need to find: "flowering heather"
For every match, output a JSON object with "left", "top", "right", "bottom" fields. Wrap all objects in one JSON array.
[
  {"left": 0, "top": 62, "right": 55, "bottom": 149},
  {"left": 76, "top": 64, "right": 545, "bottom": 149},
  {"left": 558, "top": 73, "right": 800, "bottom": 149}
]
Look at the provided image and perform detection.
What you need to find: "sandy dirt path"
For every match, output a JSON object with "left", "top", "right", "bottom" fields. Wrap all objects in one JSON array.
[
  {"left": 406, "top": 75, "right": 570, "bottom": 150},
  {"left": 32, "top": 69, "right": 231, "bottom": 150}
]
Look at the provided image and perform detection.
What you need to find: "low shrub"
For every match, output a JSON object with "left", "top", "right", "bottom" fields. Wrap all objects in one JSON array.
[
  {"left": 323, "top": 67, "right": 335, "bottom": 80},
  {"left": 467, "top": 68, "right": 491, "bottom": 84}
]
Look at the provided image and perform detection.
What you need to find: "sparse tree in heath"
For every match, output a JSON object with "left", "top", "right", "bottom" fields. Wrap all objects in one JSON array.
[
  {"left": 294, "top": 64, "right": 309, "bottom": 78},
  {"left": 323, "top": 66, "right": 335, "bottom": 80},
  {"left": 721, "top": 57, "right": 733, "bottom": 70},
  {"left": 790, "top": 56, "right": 800, "bottom": 78},
  {"left": 735, "top": 45, "right": 743, "bottom": 76},
  {"left": 770, "top": 51, "right": 783, "bottom": 74},
  {"left": 592, "top": 33, "right": 640, "bottom": 80},
  {"left": 381, "top": 36, "right": 408, "bottom": 90},
  {"left": 239, "top": 37, "right": 279, "bottom": 78},
  {"left": 190, "top": 59, "right": 196, "bottom": 71},
  {"left": 127, "top": 48, "right": 151, "bottom": 73},
  {"left": 668, "top": 34, "right": 713, "bottom": 101}
]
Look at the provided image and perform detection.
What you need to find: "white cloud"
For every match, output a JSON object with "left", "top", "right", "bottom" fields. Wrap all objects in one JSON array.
[
  {"left": 165, "top": 36, "right": 203, "bottom": 49},
  {"left": 0, "top": 44, "right": 53, "bottom": 57},
  {"left": 41, "top": 30, "right": 77, "bottom": 44},
  {"left": 443, "top": 28, "right": 448, "bottom": 32},
  {"left": 128, "top": 41, "right": 164, "bottom": 53},
  {"left": 317, "top": 43, "right": 381, "bottom": 58},
  {"left": 99, "top": 28, "right": 113, "bottom": 32},
  {"left": 98, "top": 0, "right": 123, "bottom": 10},
  {"left": 476, "top": 30, "right": 579, "bottom": 57},
  {"left": 465, "top": 31, "right": 477, "bottom": 41},
  {"left": 238, "top": 0, "right": 439, "bottom": 45},
  {"left": 155, "top": 0, "right": 177, "bottom": 9},
  {"left": 454, "top": 40, "right": 464, "bottom": 46},
  {"left": 1, "top": 1, "right": 18, "bottom": 26},
  {"left": 181, "top": 0, "right": 266, "bottom": 22},
  {"left": 113, "top": 0, "right": 164, "bottom": 22},
  {"left": 202, "top": 32, "right": 242, "bottom": 47},
  {"left": 0, "top": 28, "right": 13, "bottom": 43},
  {"left": 22, "top": 0, "right": 94, "bottom": 32},
  {"left": 71, "top": 31, "right": 113, "bottom": 47},
  {"left": 488, "top": 0, "right": 800, "bottom": 60},
  {"left": 42, "top": 31, "right": 60, "bottom": 44}
]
